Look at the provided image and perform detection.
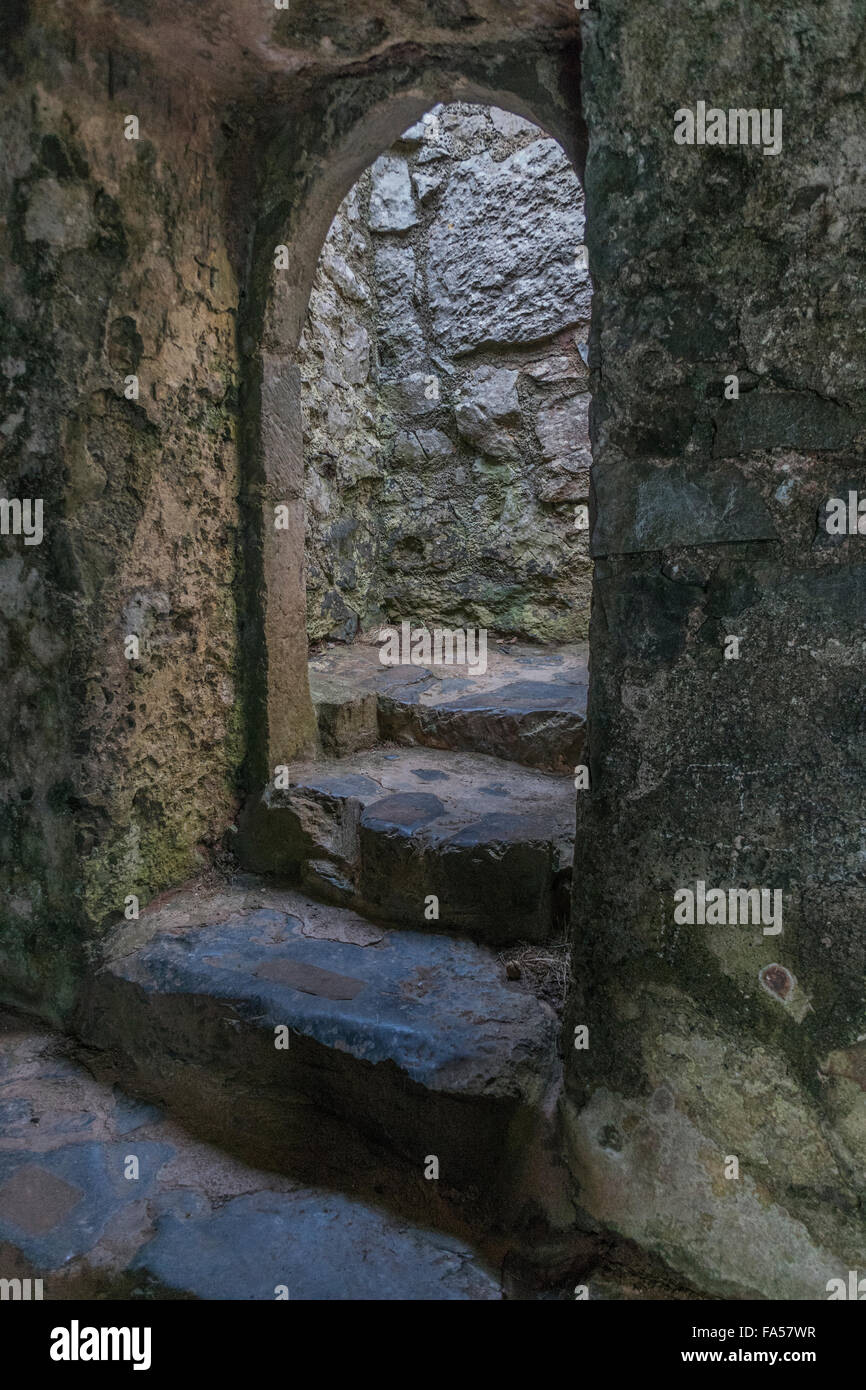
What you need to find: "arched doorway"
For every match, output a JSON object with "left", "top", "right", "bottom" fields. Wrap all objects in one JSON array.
[{"left": 237, "top": 66, "right": 588, "bottom": 784}]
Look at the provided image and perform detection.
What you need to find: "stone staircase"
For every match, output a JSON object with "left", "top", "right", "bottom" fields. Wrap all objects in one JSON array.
[
  {"left": 238, "top": 746, "right": 574, "bottom": 941},
  {"left": 0, "top": 1008, "right": 502, "bottom": 1300},
  {"left": 1, "top": 641, "right": 590, "bottom": 1299},
  {"left": 76, "top": 883, "right": 564, "bottom": 1220},
  {"left": 308, "top": 637, "right": 588, "bottom": 773}
]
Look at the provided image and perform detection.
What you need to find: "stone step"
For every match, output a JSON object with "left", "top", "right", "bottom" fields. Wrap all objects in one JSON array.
[
  {"left": 309, "top": 636, "right": 588, "bottom": 773},
  {"left": 0, "top": 1008, "right": 502, "bottom": 1300},
  {"left": 238, "top": 745, "right": 574, "bottom": 943},
  {"left": 75, "top": 882, "right": 568, "bottom": 1227}
]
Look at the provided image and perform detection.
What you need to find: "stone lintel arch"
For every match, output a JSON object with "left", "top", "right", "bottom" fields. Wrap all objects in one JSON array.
[{"left": 242, "top": 47, "right": 588, "bottom": 785}]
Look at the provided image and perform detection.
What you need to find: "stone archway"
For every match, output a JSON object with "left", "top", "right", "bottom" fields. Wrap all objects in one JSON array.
[
  {"left": 5, "top": 0, "right": 863, "bottom": 1306},
  {"left": 238, "top": 53, "right": 588, "bottom": 786}
]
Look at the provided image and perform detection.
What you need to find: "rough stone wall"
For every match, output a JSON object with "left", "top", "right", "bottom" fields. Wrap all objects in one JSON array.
[
  {"left": 0, "top": 0, "right": 587, "bottom": 1018},
  {"left": 300, "top": 103, "right": 592, "bottom": 644},
  {"left": 2, "top": 0, "right": 865, "bottom": 1305},
  {"left": 0, "top": 17, "right": 243, "bottom": 1016},
  {"left": 299, "top": 181, "right": 382, "bottom": 644},
  {"left": 566, "top": 0, "right": 866, "bottom": 1298}
]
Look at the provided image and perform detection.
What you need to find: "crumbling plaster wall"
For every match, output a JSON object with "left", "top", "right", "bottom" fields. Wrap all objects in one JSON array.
[{"left": 300, "top": 101, "right": 592, "bottom": 644}]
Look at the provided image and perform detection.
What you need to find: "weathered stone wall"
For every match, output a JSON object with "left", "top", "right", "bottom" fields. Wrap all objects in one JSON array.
[
  {"left": 299, "top": 180, "right": 382, "bottom": 644},
  {"left": 0, "top": 3, "right": 588, "bottom": 1019},
  {"left": 300, "top": 103, "right": 592, "bottom": 644},
  {"left": 2, "top": 0, "right": 865, "bottom": 1303},
  {"left": 0, "top": 13, "right": 243, "bottom": 1017},
  {"left": 565, "top": 0, "right": 866, "bottom": 1298}
]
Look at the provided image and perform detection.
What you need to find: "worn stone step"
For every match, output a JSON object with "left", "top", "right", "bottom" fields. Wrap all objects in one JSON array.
[
  {"left": 239, "top": 745, "right": 574, "bottom": 943},
  {"left": 0, "top": 1008, "right": 502, "bottom": 1300},
  {"left": 75, "top": 882, "right": 568, "bottom": 1226},
  {"left": 309, "top": 636, "right": 588, "bottom": 773}
]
